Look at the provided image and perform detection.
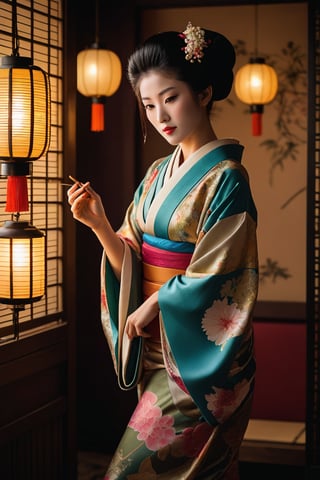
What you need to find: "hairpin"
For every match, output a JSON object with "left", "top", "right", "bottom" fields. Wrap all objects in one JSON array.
[{"left": 179, "top": 21, "right": 209, "bottom": 63}]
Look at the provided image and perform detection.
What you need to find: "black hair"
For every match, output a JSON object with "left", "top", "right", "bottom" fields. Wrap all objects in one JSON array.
[{"left": 127, "top": 26, "right": 235, "bottom": 138}]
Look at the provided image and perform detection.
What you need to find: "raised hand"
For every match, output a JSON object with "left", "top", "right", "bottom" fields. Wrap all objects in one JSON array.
[{"left": 67, "top": 181, "right": 107, "bottom": 231}]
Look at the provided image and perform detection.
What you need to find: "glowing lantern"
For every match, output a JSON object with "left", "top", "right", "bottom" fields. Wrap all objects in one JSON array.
[
  {"left": 0, "top": 55, "right": 51, "bottom": 211},
  {"left": 0, "top": 0, "right": 50, "bottom": 340},
  {"left": 0, "top": 221, "right": 45, "bottom": 304},
  {"left": 77, "top": 44, "right": 122, "bottom": 132},
  {"left": 0, "top": 220, "right": 46, "bottom": 339},
  {"left": 234, "top": 57, "right": 278, "bottom": 136}
]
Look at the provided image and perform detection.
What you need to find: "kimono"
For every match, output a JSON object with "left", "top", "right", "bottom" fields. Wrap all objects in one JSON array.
[{"left": 101, "top": 139, "right": 259, "bottom": 479}]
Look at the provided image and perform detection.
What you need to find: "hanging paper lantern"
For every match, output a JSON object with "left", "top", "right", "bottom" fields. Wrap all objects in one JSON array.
[
  {"left": 0, "top": 220, "right": 46, "bottom": 305},
  {"left": 0, "top": 220, "right": 46, "bottom": 340},
  {"left": 234, "top": 57, "right": 278, "bottom": 136},
  {"left": 77, "top": 44, "right": 122, "bottom": 132},
  {"left": 0, "top": 55, "right": 51, "bottom": 212},
  {"left": 0, "top": 0, "right": 50, "bottom": 341}
]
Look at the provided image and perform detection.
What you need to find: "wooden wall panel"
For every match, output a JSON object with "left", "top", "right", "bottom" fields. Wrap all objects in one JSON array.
[{"left": 0, "top": 326, "right": 69, "bottom": 479}]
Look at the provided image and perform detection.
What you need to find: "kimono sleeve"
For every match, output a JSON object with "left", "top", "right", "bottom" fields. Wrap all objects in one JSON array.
[{"left": 158, "top": 165, "right": 258, "bottom": 425}]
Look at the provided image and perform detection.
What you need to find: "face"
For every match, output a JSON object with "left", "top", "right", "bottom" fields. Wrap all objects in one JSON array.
[{"left": 139, "top": 70, "right": 208, "bottom": 147}]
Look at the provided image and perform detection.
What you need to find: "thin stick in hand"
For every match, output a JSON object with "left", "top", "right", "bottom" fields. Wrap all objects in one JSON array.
[{"left": 68, "top": 175, "right": 83, "bottom": 186}]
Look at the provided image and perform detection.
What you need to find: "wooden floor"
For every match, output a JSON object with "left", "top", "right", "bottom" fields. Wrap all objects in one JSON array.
[
  {"left": 78, "top": 419, "right": 306, "bottom": 479},
  {"left": 239, "top": 462, "right": 305, "bottom": 479},
  {"left": 78, "top": 453, "right": 305, "bottom": 480}
]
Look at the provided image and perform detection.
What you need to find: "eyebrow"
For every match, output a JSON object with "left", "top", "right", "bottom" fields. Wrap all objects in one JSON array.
[{"left": 141, "top": 86, "right": 176, "bottom": 101}]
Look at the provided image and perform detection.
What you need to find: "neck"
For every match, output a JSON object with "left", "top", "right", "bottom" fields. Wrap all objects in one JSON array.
[{"left": 180, "top": 129, "right": 217, "bottom": 163}]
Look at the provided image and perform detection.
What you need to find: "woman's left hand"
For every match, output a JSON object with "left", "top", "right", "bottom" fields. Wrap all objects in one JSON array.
[{"left": 125, "top": 292, "right": 159, "bottom": 339}]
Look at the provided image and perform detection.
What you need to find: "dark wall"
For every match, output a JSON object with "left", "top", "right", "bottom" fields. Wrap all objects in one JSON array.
[{"left": 70, "top": 0, "right": 139, "bottom": 453}]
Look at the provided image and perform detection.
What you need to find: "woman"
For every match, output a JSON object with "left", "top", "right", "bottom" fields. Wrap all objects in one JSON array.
[{"left": 68, "top": 22, "right": 258, "bottom": 480}]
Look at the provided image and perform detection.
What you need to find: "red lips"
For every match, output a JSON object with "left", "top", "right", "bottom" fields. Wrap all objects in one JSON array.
[{"left": 163, "top": 126, "right": 176, "bottom": 135}]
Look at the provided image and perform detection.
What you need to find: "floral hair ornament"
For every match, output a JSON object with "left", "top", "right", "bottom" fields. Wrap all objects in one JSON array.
[{"left": 179, "top": 21, "right": 210, "bottom": 63}]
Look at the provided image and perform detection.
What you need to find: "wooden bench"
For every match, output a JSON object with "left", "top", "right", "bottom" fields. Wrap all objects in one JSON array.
[{"left": 240, "top": 419, "right": 305, "bottom": 466}]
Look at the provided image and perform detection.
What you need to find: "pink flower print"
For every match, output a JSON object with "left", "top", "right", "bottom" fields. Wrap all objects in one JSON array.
[
  {"left": 205, "top": 379, "right": 251, "bottom": 423},
  {"left": 129, "top": 391, "right": 162, "bottom": 430},
  {"left": 129, "top": 391, "right": 176, "bottom": 451},
  {"left": 142, "top": 415, "right": 176, "bottom": 451},
  {"left": 201, "top": 297, "right": 248, "bottom": 348}
]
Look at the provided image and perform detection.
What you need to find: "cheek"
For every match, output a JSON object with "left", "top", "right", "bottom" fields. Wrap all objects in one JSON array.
[
  {"left": 146, "top": 112, "right": 165, "bottom": 137},
  {"left": 178, "top": 98, "right": 200, "bottom": 118},
  {"left": 145, "top": 110, "right": 156, "bottom": 127}
]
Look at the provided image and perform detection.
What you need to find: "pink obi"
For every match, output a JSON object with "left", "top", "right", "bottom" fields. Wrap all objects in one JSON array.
[{"left": 141, "top": 241, "right": 192, "bottom": 338}]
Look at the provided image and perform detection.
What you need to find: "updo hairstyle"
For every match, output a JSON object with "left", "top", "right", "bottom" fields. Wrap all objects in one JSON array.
[{"left": 128, "top": 26, "right": 235, "bottom": 104}]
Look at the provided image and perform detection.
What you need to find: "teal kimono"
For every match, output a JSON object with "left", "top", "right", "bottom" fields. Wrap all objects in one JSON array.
[{"left": 101, "top": 139, "right": 258, "bottom": 479}]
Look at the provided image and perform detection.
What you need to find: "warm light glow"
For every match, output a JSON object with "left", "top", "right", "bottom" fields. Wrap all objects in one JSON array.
[
  {"left": 77, "top": 48, "right": 122, "bottom": 98},
  {"left": 0, "top": 59, "right": 51, "bottom": 160},
  {"left": 0, "top": 221, "right": 45, "bottom": 304},
  {"left": 250, "top": 74, "right": 262, "bottom": 89},
  {"left": 11, "top": 97, "right": 26, "bottom": 129},
  {"left": 12, "top": 240, "right": 30, "bottom": 267},
  {"left": 234, "top": 60, "right": 278, "bottom": 105}
]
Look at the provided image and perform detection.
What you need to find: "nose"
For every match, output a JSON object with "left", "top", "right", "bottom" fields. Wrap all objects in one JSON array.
[{"left": 156, "top": 105, "right": 169, "bottom": 123}]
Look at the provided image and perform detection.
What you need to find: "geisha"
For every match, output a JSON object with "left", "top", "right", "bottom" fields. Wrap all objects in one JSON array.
[{"left": 68, "top": 22, "right": 258, "bottom": 480}]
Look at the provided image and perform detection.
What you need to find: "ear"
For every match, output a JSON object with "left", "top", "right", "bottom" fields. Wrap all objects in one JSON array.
[{"left": 198, "top": 86, "right": 213, "bottom": 107}]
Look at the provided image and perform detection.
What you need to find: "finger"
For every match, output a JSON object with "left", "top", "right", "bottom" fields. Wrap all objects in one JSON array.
[
  {"left": 125, "top": 324, "right": 135, "bottom": 340},
  {"left": 68, "top": 184, "right": 90, "bottom": 204},
  {"left": 136, "top": 327, "right": 151, "bottom": 338},
  {"left": 67, "top": 183, "right": 79, "bottom": 197},
  {"left": 82, "top": 183, "right": 97, "bottom": 197},
  {"left": 141, "top": 331, "right": 152, "bottom": 338}
]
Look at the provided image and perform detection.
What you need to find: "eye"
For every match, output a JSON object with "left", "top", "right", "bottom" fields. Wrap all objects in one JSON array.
[
  {"left": 143, "top": 103, "right": 154, "bottom": 111},
  {"left": 165, "top": 95, "right": 177, "bottom": 104}
]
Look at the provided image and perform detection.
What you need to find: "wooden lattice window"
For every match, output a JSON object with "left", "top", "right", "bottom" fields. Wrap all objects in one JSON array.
[{"left": 0, "top": 0, "right": 64, "bottom": 340}]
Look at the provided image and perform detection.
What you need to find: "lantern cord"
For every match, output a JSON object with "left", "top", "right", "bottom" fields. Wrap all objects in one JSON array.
[
  {"left": 0, "top": 305, "right": 24, "bottom": 342},
  {"left": 12, "top": 305, "right": 20, "bottom": 340},
  {"left": 11, "top": 0, "right": 20, "bottom": 56},
  {"left": 253, "top": 4, "right": 257, "bottom": 57},
  {"left": 12, "top": 305, "right": 25, "bottom": 340},
  {"left": 12, "top": 212, "right": 20, "bottom": 222},
  {"left": 94, "top": 0, "right": 100, "bottom": 45}
]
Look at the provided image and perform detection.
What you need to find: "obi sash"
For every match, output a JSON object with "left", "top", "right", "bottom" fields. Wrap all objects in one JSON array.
[{"left": 142, "top": 234, "right": 193, "bottom": 338}]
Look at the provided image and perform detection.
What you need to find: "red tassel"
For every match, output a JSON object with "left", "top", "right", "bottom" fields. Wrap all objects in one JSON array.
[
  {"left": 252, "top": 112, "right": 262, "bottom": 136},
  {"left": 5, "top": 176, "right": 29, "bottom": 212},
  {"left": 91, "top": 103, "right": 104, "bottom": 132}
]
